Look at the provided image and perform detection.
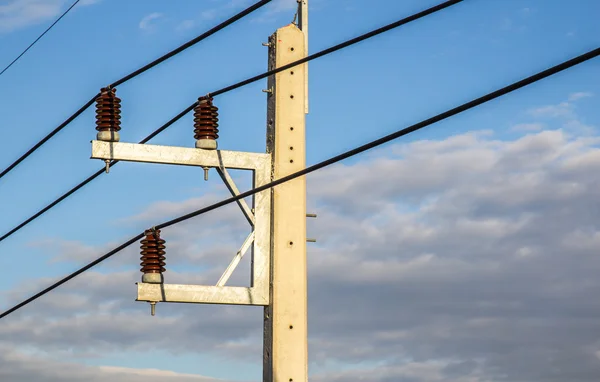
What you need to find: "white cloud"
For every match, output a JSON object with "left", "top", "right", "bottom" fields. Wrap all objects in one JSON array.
[
  {"left": 177, "top": 0, "right": 280, "bottom": 31},
  {"left": 0, "top": 346, "right": 236, "bottom": 382},
  {"left": 529, "top": 101, "right": 573, "bottom": 118},
  {"left": 27, "top": 237, "right": 102, "bottom": 263},
  {"left": 177, "top": 0, "right": 304, "bottom": 29},
  {"left": 120, "top": 194, "right": 225, "bottom": 222},
  {"left": 511, "top": 122, "right": 545, "bottom": 132},
  {"left": 176, "top": 19, "right": 195, "bottom": 32},
  {"left": 529, "top": 92, "right": 593, "bottom": 118},
  {"left": 0, "top": 0, "right": 100, "bottom": 33},
  {"left": 527, "top": 93, "right": 596, "bottom": 135},
  {"left": 311, "top": 361, "right": 486, "bottom": 382},
  {"left": 77, "top": 0, "right": 102, "bottom": 5},
  {"left": 569, "top": 92, "right": 594, "bottom": 101},
  {"left": 564, "top": 119, "right": 596, "bottom": 135},
  {"left": 0, "top": 0, "right": 63, "bottom": 33},
  {"left": 5, "top": 124, "right": 600, "bottom": 381},
  {"left": 139, "top": 12, "right": 163, "bottom": 31}
]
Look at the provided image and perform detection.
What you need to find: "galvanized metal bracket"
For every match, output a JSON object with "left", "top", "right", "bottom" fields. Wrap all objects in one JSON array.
[{"left": 91, "top": 140, "right": 272, "bottom": 306}]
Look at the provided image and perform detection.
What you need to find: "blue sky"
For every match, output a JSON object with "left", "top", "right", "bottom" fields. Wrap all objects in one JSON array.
[{"left": 1, "top": 0, "right": 600, "bottom": 381}]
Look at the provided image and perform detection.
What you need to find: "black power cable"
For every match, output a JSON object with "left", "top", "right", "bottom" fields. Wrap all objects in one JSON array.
[
  {"left": 2, "top": 46, "right": 598, "bottom": 320},
  {"left": 0, "top": 0, "right": 81, "bottom": 78},
  {"left": 158, "top": 48, "right": 600, "bottom": 228},
  {"left": 0, "top": 106, "right": 195, "bottom": 243},
  {"left": 0, "top": 0, "right": 463, "bottom": 244},
  {"left": 208, "top": 0, "right": 464, "bottom": 98},
  {"left": 0, "top": 0, "right": 273, "bottom": 181}
]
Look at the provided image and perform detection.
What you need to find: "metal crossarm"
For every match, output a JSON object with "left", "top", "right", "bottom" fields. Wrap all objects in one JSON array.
[{"left": 91, "top": 140, "right": 272, "bottom": 306}]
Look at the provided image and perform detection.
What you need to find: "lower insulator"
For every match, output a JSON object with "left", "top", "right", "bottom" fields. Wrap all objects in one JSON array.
[
  {"left": 193, "top": 97, "right": 218, "bottom": 149},
  {"left": 140, "top": 229, "right": 166, "bottom": 283},
  {"left": 95, "top": 87, "right": 121, "bottom": 142}
]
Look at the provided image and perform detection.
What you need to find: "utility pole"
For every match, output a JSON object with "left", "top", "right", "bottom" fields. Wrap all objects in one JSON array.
[
  {"left": 263, "top": 23, "right": 308, "bottom": 382},
  {"left": 89, "top": 2, "right": 310, "bottom": 381}
]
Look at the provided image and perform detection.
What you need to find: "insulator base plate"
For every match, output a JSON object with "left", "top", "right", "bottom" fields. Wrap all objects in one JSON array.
[
  {"left": 97, "top": 130, "right": 120, "bottom": 142},
  {"left": 196, "top": 139, "right": 218, "bottom": 150},
  {"left": 142, "top": 273, "right": 163, "bottom": 284}
]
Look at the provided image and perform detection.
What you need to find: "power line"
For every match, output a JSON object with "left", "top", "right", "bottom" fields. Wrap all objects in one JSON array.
[
  {"left": 0, "top": 0, "right": 462, "bottom": 244},
  {"left": 0, "top": 1, "right": 81, "bottom": 78},
  {"left": 0, "top": 106, "right": 194, "bottom": 243},
  {"left": 156, "top": 48, "right": 600, "bottom": 228},
  {"left": 208, "top": 0, "right": 464, "bottom": 98},
  {"left": 110, "top": 0, "right": 271, "bottom": 89},
  {"left": 2, "top": 46, "right": 597, "bottom": 320},
  {"left": 0, "top": 0, "right": 273, "bottom": 181}
]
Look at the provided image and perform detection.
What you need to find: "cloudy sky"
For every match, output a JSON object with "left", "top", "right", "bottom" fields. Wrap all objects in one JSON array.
[{"left": 1, "top": 0, "right": 600, "bottom": 381}]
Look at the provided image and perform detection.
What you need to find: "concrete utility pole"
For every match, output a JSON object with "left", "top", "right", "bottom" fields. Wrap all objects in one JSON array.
[
  {"left": 90, "top": 2, "right": 310, "bottom": 381},
  {"left": 263, "top": 23, "right": 308, "bottom": 382}
]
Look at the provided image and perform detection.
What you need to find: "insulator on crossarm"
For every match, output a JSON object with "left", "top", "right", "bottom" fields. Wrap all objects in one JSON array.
[
  {"left": 140, "top": 228, "right": 166, "bottom": 284},
  {"left": 95, "top": 87, "right": 121, "bottom": 142},
  {"left": 193, "top": 97, "right": 219, "bottom": 150}
]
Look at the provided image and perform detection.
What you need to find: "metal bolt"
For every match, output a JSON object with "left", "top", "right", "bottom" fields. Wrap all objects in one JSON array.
[
  {"left": 104, "top": 160, "right": 110, "bottom": 174},
  {"left": 262, "top": 88, "right": 273, "bottom": 94},
  {"left": 150, "top": 301, "right": 156, "bottom": 316},
  {"left": 262, "top": 42, "right": 272, "bottom": 47},
  {"left": 306, "top": 238, "right": 316, "bottom": 243},
  {"left": 306, "top": 213, "right": 317, "bottom": 218},
  {"left": 203, "top": 167, "right": 209, "bottom": 181}
]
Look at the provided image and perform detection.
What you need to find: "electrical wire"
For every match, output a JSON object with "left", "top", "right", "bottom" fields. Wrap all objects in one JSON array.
[
  {"left": 1, "top": 46, "right": 597, "bottom": 320},
  {"left": 208, "top": 0, "right": 464, "bottom": 98},
  {"left": 0, "top": 0, "right": 273, "bottom": 181},
  {"left": 0, "top": 0, "right": 81, "bottom": 78},
  {"left": 0, "top": 106, "right": 195, "bottom": 243},
  {"left": 0, "top": 0, "right": 462, "bottom": 244}
]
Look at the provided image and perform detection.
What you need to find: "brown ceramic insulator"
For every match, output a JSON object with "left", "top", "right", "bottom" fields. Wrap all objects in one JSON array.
[
  {"left": 193, "top": 97, "right": 219, "bottom": 140},
  {"left": 140, "top": 229, "right": 166, "bottom": 274},
  {"left": 95, "top": 87, "right": 121, "bottom": 132}
]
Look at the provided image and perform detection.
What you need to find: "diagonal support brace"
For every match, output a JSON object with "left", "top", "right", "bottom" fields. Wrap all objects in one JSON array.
[
  {"left": 216, "top": 231, "right": 255, "bottom": 286},
  {"left": 216, "top": 166, "right": 255, "bottom": 226}
]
